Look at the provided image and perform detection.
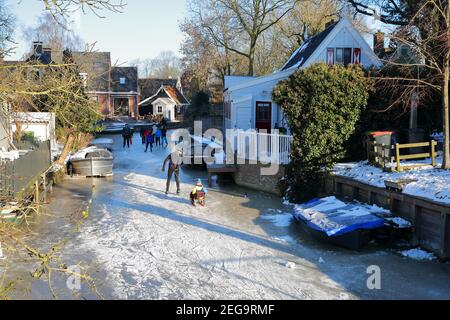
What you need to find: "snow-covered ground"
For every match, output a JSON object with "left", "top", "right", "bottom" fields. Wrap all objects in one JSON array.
[
  {"left": 11, "top": 133, "right": 450, "bottom": 300},
  {"left": 333, "top": 157, "right": 450, "bottom": 205}
]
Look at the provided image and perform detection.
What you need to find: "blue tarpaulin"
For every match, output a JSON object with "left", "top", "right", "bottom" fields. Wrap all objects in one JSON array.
[{"left": 293, "top": 197, "right": 387, "bottom": 237}]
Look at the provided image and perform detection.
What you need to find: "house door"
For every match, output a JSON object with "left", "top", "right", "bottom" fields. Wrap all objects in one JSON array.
[{"left": 255, "top": 101, "right": 272, "bottom": 132}]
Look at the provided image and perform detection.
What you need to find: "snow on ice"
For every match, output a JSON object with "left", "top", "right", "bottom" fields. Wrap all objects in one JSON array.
[
  {"left": 333, "top": 158, "right": 450, "bottom": 205},
  {"left": 400, "top": 248, "right": 436, "bottom": 261},
  {"left": 260, "top": 213, "right": 293, "bottom": 227}
]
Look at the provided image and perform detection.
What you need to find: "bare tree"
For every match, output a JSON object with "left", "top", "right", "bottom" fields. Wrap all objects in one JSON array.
[
  {"left": 22, "top": 12, "right": 85, "bottom": 56},
  {"left": 351, "top": 0, "right": 450, "bottom": 169},
  {"left": 0, "top": 0, "right": 15, "bottom": 58},
  {"left": 130, "top": 51, "right": 181, "bottom": 79},
  {"left": 189, "top": 0, "right": 298, "bottom": 76}
]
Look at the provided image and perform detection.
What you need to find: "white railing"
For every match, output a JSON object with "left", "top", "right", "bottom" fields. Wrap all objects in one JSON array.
[{"left": 234, "top": 130, "right": 293, "bottom": 165}]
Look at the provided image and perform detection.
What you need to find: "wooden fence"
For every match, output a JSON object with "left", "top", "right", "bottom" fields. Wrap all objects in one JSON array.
[{"left": 368, "top": 140, "right": 438, "bottom": 172}]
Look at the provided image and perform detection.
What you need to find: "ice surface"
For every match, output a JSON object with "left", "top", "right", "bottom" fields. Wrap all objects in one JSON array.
[{"left": 401, "top": 249, "right": 436, "bottom": 261}]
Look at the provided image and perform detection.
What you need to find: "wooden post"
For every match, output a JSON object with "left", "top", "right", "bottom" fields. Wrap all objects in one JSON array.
[
  {"left": 34, "top": 180, "right": 40, "bottom": 214},
  {"left": 42, "top": 174, "right": 47, "bottom": 204},
  {"left": 395, "top": 143, "right": 402, "bottom": 172},
  {"left": 431, "top": 140, "right": 437, "bottom": 167}
]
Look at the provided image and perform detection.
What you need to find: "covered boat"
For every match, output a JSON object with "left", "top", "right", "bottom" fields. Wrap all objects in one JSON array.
[
  {"left": 293, "top": 197, "right": 389, "bottom": 250},
  {"left": 69, "top": 147, "right": 113, "bottom": 177},
  {"left": 89, "top": 138, "right": 115, "bottom": 151}
]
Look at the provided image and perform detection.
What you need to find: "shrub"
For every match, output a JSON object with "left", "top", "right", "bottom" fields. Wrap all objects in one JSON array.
[{"left": 273, "top": 63, "right": 372, "bottom": 202}]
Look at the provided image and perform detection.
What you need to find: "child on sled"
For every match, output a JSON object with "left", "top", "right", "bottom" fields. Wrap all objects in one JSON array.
[{"left": 190, "top": 179, "right": 208, "bottom": 207}]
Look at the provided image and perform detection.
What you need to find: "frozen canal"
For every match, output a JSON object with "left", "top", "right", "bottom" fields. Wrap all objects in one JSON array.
[{"left": 7, "top": 134, "right": 450, "bottom": 300}]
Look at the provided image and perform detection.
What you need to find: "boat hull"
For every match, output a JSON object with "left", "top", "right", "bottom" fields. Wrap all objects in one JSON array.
[
  {"left": 71, "top": 158, "right": 113, "bottom": 177},
  {"left": 294, "top": 216, "right": 372, "bottom": 250}
]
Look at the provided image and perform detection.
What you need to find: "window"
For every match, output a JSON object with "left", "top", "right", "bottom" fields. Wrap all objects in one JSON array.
[
  {"left": 158, "top": 106, "right": 163, "bottom": 113},
  {"left": 256, "top": 102, "right": 271, "bottom": 121},
  {"left": 335, "top": 48, "right": 343, "bottom": 65},
  {"left": 120, "top": 77, "right": 126, "bottom": 85},
  {"left": 344, "top": 48, "right": 352, "bottom": 66},
  {"left": 335, "top": 48, "right": 353, "bottom": 66}
]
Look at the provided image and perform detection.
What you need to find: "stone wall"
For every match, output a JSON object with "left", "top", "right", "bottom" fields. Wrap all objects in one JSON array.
[{"left": 233, "top": 159, "right": 285, "bottom": 196}]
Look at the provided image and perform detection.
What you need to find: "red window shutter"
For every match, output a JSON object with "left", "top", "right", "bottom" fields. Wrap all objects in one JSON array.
[
  {"left": 353, "top": 48, "right": 361, "bottom": 65},
  {"left": 327, "top": 48, "right": 334, "bottom": 66}
]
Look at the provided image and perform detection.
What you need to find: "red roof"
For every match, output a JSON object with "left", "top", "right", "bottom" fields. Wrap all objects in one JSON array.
[{"left": 163, "top": 86, "right": 189, "bottom": 105}]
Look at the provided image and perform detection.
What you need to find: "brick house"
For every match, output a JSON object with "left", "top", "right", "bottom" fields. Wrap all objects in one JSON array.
[{"left": 72, "top": 52, "right": 139, "bottom": 118}]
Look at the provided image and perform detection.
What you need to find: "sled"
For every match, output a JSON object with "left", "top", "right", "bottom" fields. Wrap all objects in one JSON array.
[{"left": 193, "top": 191, "right": 206, "bottom": 207}]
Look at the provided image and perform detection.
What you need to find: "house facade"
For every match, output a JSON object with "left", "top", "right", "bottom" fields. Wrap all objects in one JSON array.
[
  {"left": 72, "top": 52, "right": 139, "bottom": 118},
  {"left": 224, "top": 17, "right": 382, "bottom": 133},
  {"left": 138, "top": 85, "right": 190, "bottom": 121}
]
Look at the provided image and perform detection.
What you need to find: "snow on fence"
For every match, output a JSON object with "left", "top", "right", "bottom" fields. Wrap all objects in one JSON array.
[{"left": 234, "top": 130, "right": 293, "bottom": 165}]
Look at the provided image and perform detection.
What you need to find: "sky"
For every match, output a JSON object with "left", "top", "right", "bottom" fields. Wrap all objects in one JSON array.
[{"left": 6, "top": 0, "right": 188, "bottom": 65}]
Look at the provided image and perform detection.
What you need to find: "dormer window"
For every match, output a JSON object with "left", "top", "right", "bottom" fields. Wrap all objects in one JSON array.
[{"left": 327, "top": 48, "right": 361, "bottom": 66}]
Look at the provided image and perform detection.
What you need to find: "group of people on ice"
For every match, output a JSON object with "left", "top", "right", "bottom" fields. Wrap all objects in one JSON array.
[
  {"left": 140, "top": 122, "right": 169, "bottom": 152},
  {"left": 121, "top": 120, "right": 168, "bottom": 151}
]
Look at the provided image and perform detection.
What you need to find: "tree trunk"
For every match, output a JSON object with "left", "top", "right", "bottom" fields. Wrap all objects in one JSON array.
[
  {"left": 56, "top": 134, "right": 75, "bottom": 166},
  {"left": 443, "top": 65, "right": 450, "bottom": 169},
  {"left": 247, "top": 41, "right": 256, "bottom": 77}
]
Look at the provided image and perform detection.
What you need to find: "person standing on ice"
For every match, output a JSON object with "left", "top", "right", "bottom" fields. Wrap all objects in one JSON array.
[
  {"left": 122, "top": 124, "right": 132, "bottom": 149},
  {"left": 162, "top": 149, "right": 182, "bottom": 195}
]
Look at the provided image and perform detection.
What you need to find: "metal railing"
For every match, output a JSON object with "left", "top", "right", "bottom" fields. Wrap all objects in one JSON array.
[
  {"left": 235, "top": 130, "right": 293, "bottom": 165},
  {"left": 0, "top": 140, "right": 51, "bottom": 199}
]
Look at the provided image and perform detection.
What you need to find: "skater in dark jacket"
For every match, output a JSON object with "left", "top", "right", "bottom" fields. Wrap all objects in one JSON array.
[
  {"left": 122, "top": 124, "right": 132, "bottom": 148},
  {"left": 162, "top": 150, "right": 183, "bottom": 194}
]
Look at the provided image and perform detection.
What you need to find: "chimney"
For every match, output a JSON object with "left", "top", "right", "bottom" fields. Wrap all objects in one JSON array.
[
  {"left": 33, "top": 41, "right": 43, "bottom": 55},
  {"left": 43, "top": 47, "right": 52, "bottom": 61},
  {"left": 374, "top": 31, "right": 385, "bottom": 57}
]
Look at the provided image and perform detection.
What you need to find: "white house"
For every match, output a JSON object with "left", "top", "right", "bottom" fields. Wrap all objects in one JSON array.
[
  {"left": 224, "top": 16, "right": 382, "bottom": 133},
  {"left": 11, "top": 112, "right": 57, "bottom": 149},
  {"left": 138, "top": 85, "right": 190, "bottom": 121}
]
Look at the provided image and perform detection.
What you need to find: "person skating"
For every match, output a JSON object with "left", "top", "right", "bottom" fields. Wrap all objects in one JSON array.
[
  {"left": 161, "top": 125, "right": 168, "bottom": 148},
  {"left": 162, "top": 150, "right": 183, "bottom": 195},
  {"left": 140, "top": 127, "right": 146, "bottom": 144},
  {"left": 155, "top": 126, "right": 162, "bottom": 148},
  {"left": 190, "top": 179, "right": 207, "bottom": 207},
  {"left": 145, "top": 128, "right": 154, "bottom": 152},
  {"left": 122, "top": 124, "right": 132, "bottom": 148}
]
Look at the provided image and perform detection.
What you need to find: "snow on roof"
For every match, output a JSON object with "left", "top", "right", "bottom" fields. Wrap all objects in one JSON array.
[
  {"left": 224, "top": 76, "right": 255, "bottom": 90},
  {"left": 281, "top": 20, "right": 339, "bottom": 71}
]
